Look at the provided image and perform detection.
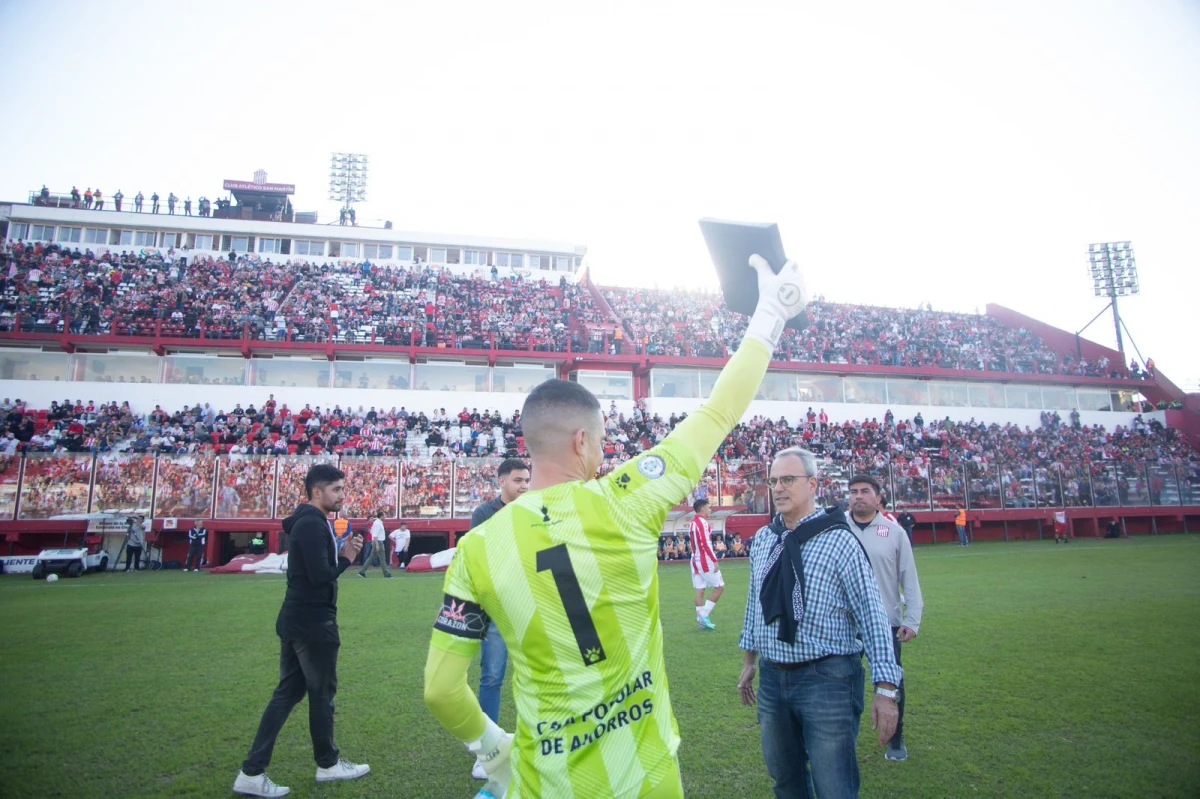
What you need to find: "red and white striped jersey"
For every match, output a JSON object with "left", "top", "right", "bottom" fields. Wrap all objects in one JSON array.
[
  {"left": 690, "top": 515, "right": 719, "bottom": 574},
  {"left": 882, "top": 511, "right": 899, "bottom": 524}
]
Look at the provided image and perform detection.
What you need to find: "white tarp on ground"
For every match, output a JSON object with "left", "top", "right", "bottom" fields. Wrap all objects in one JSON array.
[{"left": 210, "top": 553, "right": 288, "bottom": 575}]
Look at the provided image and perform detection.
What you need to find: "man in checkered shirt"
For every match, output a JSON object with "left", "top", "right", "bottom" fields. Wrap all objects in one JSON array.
[{"left": 737, "top": 447, "right": 901, "bottom": 799}]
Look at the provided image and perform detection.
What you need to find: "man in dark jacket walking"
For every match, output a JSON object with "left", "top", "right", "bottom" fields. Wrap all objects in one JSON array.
[{"left": 233, "top": 464, "right": 371, "bottom": 798}]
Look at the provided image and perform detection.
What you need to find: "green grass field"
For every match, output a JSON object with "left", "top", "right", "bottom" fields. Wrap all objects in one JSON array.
[{"left": 2, "top": 537, "right": 1198, "bottom": 799}]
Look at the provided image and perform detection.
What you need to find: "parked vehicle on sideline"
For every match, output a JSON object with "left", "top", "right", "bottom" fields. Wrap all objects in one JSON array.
[{"left": 31, "top": 547, "right": 109, "bottom": 579}]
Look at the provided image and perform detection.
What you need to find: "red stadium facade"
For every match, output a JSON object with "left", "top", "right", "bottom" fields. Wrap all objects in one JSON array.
[{"left": 0, "top": 199, "right": 1195, "bottom": 567}]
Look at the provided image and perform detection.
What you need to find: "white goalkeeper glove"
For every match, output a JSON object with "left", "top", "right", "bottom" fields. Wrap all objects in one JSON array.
[
  {"left": 743, "top": 253, "right": 809, "bottom": 351},
  {"left": 467, "top": 718, "right": 513, "bottom": 798}
]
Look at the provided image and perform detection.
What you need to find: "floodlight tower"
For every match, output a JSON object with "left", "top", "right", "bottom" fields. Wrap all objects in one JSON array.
[
  {"left": 1085, "top": 241, "right": 1139, "bottom": 357},
  {"left": 328, "top": 152, "right": 369, "bottom": 215}
]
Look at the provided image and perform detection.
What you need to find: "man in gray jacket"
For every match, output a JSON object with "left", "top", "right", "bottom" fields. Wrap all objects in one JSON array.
[{"left": 846, "top": 474, "right": 924, "bottom": 763}]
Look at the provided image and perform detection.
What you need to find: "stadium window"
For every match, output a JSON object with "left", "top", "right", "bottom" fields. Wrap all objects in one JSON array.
[
  {"left": 495, "top": 252, "right": 510, "bottom": 267},
  {"left": 555, "top": 256, "right": 571, "bottom": 271},
  {"left": 0, "top": 351, "right": 69, "bottom": 380},
  {"left": 1041, "top": 386, "right": 1076, "bottom": 410},
  {"left": 446, "top": 249, "right": 461, "bottom": 264},
  {"left": 886, "top": 379, "right": 929, "bottom": 406},
  {"left": 332, "top": 358, "right": 410, "bottom": 390},
  {"left": 294, "top": 240, "right": 323, "bottom": 256},
  {"left": 414, "top": 246, "right": 428, "bottom": 262},
  {"left": 195, "top": 234, "right": 214, "bottom": 250},
  {"left": 31, "top": 225, "right": 54, "bottom": 241},
  {"left": 249, "top": 358, "right": 331, "bottom": 388},
  {"left": 258, "top": 238, "right": 279, "bottom": 254},
  {"left": 1076, "top": 389, "right": 1112, "bottom": 412},
  {"left": 536, "top": 255, "right": 551, "bottom": 270},
  {"left": 397, "top": 246, "right": 414, "bottom": 262},
  {"left": 795, "top": 375, "right": 844, "bottom": 403},
  {"left": 843, "top": 377, "right": 888, "bottom": 404},
  {"left": 72, "top": 352, "right": 162, "bottom": 384},
  {"left": 510, "top": 254, "right": 523, "bottom": 268},
  {"left": 968, "top": 383, "right": 1005, "bottom": 408},
  {"left": 755, "top": 372, "right": 797, "bottom": 402},
  {"left": 493, "top": 363, "right": 556, "bottom": 393},
  {"left": 134, "top": 231, "right": 156, "bottom": 246},
  {"left": 1005, "top": 385, "right": 1042, "bottom": 410},
  {"left": 928, "top": 381, "right": 970, "bottom": 407},
  {"left": 115, "top": 230, "right": 133, "bottom": 246},
  {"left": 83, "top": 228, "right": 107, "bottom": 245},
  {"left": 463, "top": 250, "right": 485, "bottom": 265},
  {"left": 342, "top": 242, "right": 359, "bottom": 258},
  {"left": 231, "top": 236, "right": 249, "bottom": 252},
  {"left": 650, "top": 368, "right": 700, "bottom": 398},
  {"left": 414, "top": 361, "right": 488, "bottom": 392},
  {"left": 430, "top": 248, "right": 447, "bottom": 263},
  {"left": 9, "top": 223, "right": 29, "bottom": 240},
  {"left": 363, "top": 244, "right": 392, "bottom": 259},
  {"left": 160, "top": 232, "right": 178, "bottom": 249},
  {"left": 570, "top": 370, "right": 633, "bottom": 400},
  {"left": 56, "top": 226, "right": 82, "bottom": 243},
  {"left": 163, "top": 355, "right": 247, "bottom": 386}
]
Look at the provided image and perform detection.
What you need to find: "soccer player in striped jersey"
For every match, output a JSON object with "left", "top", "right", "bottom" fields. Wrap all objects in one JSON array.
[
  {"left": 689, "top": 499, "right": 723, "bottom": 631},
  {"left": 423, "top": 254, "right": 810, "bottom": 798}
]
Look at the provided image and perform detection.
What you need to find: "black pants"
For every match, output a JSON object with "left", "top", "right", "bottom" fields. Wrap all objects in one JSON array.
[
  {"left": 891, "top": 626, "right": 906, "bottom": 742},
  {"left": 185, "top": 543, "right": 204, "bottom": 570},
  {"left": 124, "top": 545, "right": 143, "bottom": 570},
  {"left": 243, "top": 633, "right": 340, "bottom": 774}
]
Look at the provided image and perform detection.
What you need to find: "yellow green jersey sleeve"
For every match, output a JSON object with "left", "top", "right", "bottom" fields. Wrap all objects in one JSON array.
[{"left": 426, "top": 337, "right": 771, "bottom": 798}]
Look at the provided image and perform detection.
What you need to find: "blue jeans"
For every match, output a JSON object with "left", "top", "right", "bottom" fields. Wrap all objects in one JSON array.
[
  {"left": 757, "top": 655, "right": 865, "bottom": 799},
  {"left": 957, "top": 524, "right": 969, "bottom": 545},
  {"left": 479, "top": 621, "right": 508, "bottom": 724}
]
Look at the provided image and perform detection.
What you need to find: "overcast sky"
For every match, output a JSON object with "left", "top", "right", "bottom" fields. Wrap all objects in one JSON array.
[{"left": 2, "top": 0, "right": 1196, "bottom": 387}]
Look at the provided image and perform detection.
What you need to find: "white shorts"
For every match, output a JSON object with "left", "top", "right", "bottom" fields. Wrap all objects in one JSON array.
[{"left": 692, "top": 569, "right": 724, "bottom": 590}]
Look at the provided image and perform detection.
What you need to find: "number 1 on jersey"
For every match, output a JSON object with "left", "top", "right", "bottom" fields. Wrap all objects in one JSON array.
[{"left": 536, "top": 544, "right": 607, "bottom": 667}]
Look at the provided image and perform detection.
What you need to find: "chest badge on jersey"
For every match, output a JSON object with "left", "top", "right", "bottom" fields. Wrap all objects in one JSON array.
[
  {"left": 875, "top": 525, "right": 889, "bottom": 537},
  {"left": 637, "top": 455, "right": 666, "bottom": 479}
]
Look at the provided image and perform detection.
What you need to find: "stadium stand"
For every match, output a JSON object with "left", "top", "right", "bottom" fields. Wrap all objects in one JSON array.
[{"left": 0, "top": 193, "right": 1196, "bottom": 568}]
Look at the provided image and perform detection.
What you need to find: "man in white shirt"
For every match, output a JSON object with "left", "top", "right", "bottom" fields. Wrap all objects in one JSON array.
[
  {"left": 389, "top": 523, "right": 411, "bottom": 570},
  {"left": 357, "top": 512, "right": 392, "bottom": 578},
  {"left": 846, "top": 474, "right": 924, "bottom": 763}
]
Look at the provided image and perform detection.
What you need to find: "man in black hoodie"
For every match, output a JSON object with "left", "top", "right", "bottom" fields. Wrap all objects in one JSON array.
[{"left": 233, "top": 464, "right": 370, "bottom": 798}]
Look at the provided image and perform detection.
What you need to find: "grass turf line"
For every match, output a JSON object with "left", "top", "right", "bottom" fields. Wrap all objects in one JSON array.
[{"left": 0, "top": 537, "right": 1197, "bottom": 798}]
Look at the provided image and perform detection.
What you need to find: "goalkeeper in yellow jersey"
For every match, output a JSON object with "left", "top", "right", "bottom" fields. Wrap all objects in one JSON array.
[{"left": 424, "top": 254, "right": 809, "bottom": 798}]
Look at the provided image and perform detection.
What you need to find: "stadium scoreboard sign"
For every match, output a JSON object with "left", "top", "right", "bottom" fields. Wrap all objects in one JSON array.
[{"left": 222, "top": 179, "right": 295, "bottom": 195}]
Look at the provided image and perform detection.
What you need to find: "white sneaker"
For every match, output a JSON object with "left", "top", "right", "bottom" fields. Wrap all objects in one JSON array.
[
  {"left": 472, "top": 759, "right": 487, "bottom": 780},
  {"left": 183, "top": 568, "right": 190, "bottom": 572},
  {"left": 233, "top": 770, "right": 290, "bottom": 797},
  {"left": 315, "top": 758, "right": 370, "bottom": 783}
]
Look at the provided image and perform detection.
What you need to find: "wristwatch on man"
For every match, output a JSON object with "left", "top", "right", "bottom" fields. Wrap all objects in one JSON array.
[{"left": 874, "top": 686, "right": 900, "bottom": 701}]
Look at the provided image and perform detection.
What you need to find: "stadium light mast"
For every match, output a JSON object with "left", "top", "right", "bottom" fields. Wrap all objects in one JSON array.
[
  {"left": 1077, "top": 241, "right": 1139, "bottom": 359},
  {"left": 328, "top": 152, "right": 369, "bottom": 214}
]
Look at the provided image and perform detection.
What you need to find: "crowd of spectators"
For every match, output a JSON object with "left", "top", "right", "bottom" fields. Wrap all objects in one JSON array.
[
  {"left": 0, "top": 241, "right": 599, "bottom": 352},
  {"left": 601, "top": 286, "right": 1149, "bottom": 379},
  {"left": 1, "top": 393, "right": 1194, "bottom": 518},
  {"left": 659, "top": 531, "right": 748, "bottom": 561},
  {"left": 0, "top": 238, "right": 1167, "bottom": 382},
  {"left": 35, "top": 185, "right": 212, "bottom": 216}
]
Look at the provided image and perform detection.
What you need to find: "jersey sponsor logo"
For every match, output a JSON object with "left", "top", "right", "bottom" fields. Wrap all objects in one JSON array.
[
  {"left": 535, "top": 671, "right": 657, "bottom": 756},
  {"left": 433, "top": 593, "right": 489, "bottom": 639},
  {"left": 875, "top": 524, "right": 889, "bottom": 537},
  {"left": 637, "top": 455, "right": 666, "bottom": 479}
]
